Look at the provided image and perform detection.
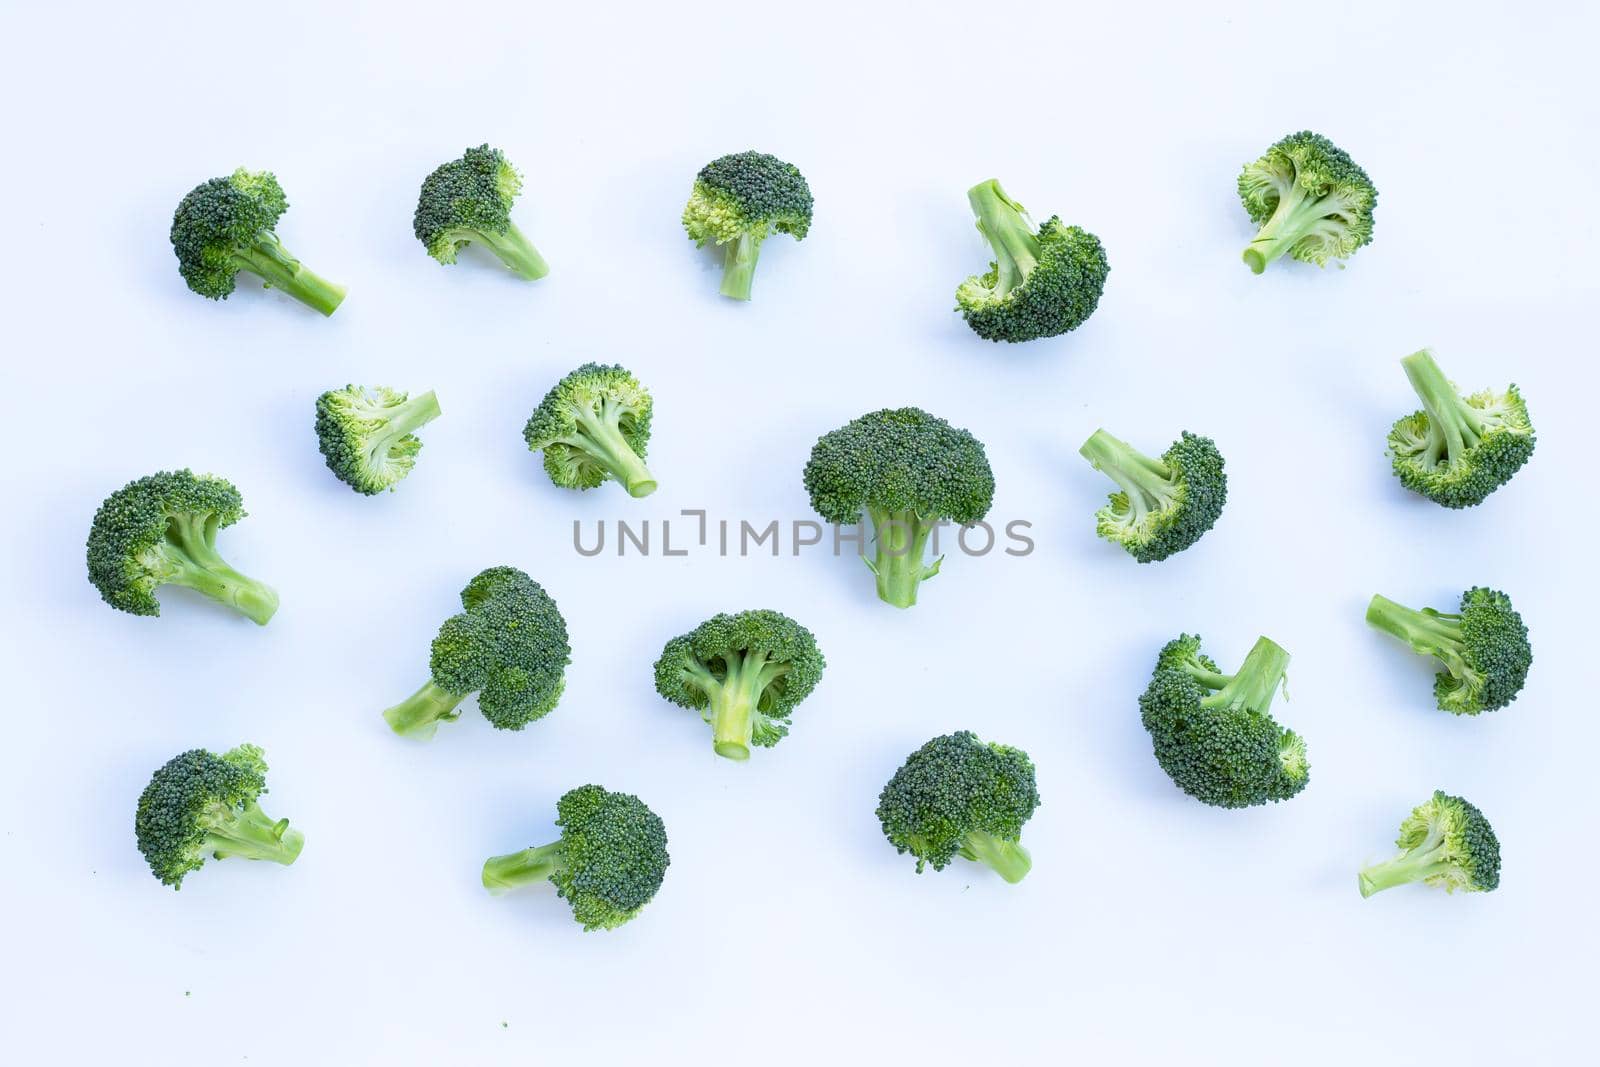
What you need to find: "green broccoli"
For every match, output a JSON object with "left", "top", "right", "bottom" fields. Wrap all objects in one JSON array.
[
  {"left": 1138, "top": 634, "right": 1307, "bottom": 808},
  {"left": 523, "top": 363, "right": 656, "bottom": 497},
  {"left": 86, "top": 470, "right": 279, "bottom": 624},
  {"left": 652, "top": 610, "right": 826, "bottom": 760},
  {"left": 955, "top": 179, "right": 1109, "bottom": 343},
  {"left": 170, "top": 168, "right": 346, "bottom": 316},
  {"left": 1078, "top": 429, "right": 1227, "bottom": 562},
  {"left": 876, "top": 731, "right": 1040, "bottom": 883},
  {"left": 314, "top": 385, "right": 442, "bottom": 495},
  {"left": 382, "top": 566, "right": 570, "bottom": 739},
  {"left": 135, "top": 744, "right": 304, "bottom": 889},
  {"left": 1237, "top": 131, "right": 1377, "bottom": 273},
  {"left": 803, "top": 407, "right": 995, "bottom": 609},
  {"left": 682, "top": 151, "right": 813, "bottom": 300},
  {"left": 482, "top": 785, "right": 670, "bottom": 931},
  {"left": 1387, "top": 349, "right": 1534, "bottom": 508},
  {"left": 413, "top": 145, "right": 548, "bottom": 280},
  {"left": 1366, "top": 588, "right": 1531, "bottom": 714},
  {"left": 1358, "top": 791, "right": 1501, "bottom": 898}
]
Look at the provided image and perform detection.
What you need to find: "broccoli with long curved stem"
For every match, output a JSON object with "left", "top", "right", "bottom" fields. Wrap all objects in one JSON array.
[
  {"left": 1387, "top": 349, "right": 1534, "bottom": 508},
  {"left": 315, "top": 385, "right": 442, "bottom": 495},
  {"left": 682, "top": 151, "right": 813, "bottom": 300},
  {"left": 1237, "top": 131, "right": 1377, "bottom": 274},
  {"left": 1358, "top": 791, "right": 1501, "bottom": 898},
  {"left": 524, "top": 363, "right": 657, "bottom": 497},
  {"left": 413, "top": 145, "right": 548, "bottom": 280},
  {"left": 1366, "top": 588, "right": 1531, "bottom": 714},
  {"left": 1079, "top": 429, "right": 1227, "bottom": 562}
]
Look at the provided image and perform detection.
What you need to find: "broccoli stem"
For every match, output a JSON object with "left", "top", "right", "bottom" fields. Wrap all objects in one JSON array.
[
  {"left": 865, "top": 508, "right": 942, "bottom": 609},
  {"left": 719, "top": 232, "right": 761, "bottom": 300},
  {"left": 233, "top": 233, "right": 346, "bottom": 316},
  {"left": 1358, "top": 843, "right": 1449, "bottom": 898},
  {"left": 382, "top": 680, "right": 467, "bottom": 739},
  {"left": 959, "top": 831, "right": 1033, "bottom": 883},
  {"left": 1366, "top": 594, "right": 1463, "bottom": 652},
  {"left": 968, "top": 179, "right": 1040, "bottom": 297},
  {"left": 1200, "top": 636, "right": 1290, "bottom": 714},
  {"left": 482, "top": 840, "right": 566, "bottom": 892},
  {"left": 569, "top": 401, "right": 657, "bottom": 497},
  {"left": 370, "top": 391, "right": 442, "bottom": 456},
  {"left": 201, "top": 800, "right": 304, "bottom": 866},
  {"left": 1240, "top": 181, "right": 1327, "bottom": 273},
  {"left": 474, "top": 222, "right": 550, "bottom": 281},
  {"left": 1401, "top": 350, "right": 1485, "bottom": 465},
  {"left": 699, "top": 650, "right": 789, "bottom": 761},
  {"left": 1078, "top": 431, "right": 1176, "bottom": 522},
  {"left": 159, "top": 514, "right": 279, "bottom": 625}
]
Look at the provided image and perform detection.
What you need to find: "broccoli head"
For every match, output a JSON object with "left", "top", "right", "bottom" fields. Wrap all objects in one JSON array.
[
  {"left": 314, "top": 385, "right": 442, "bottom": 495},
  {"left": 876, "top": 731, "right": 1039, "bottom": 883},
  {"left": 135, "top": 744, "right": 304, "bottom": 889},
  {"left": 170, "top": 168, "right": 346, "bottom": 315},
  {"left": 413, "top": 145, "right": 549, "bottom": 280},
  {"left": 682, "top": 151, "right": 813, "bottom": 300},
  {"left": 1358, "top": 791, "right": 1501, "bottom": 898},
  {"left": 1079, "top": 429, "right": 1227, "bottom": 563},
  {"left": 482, "top": 784, "right": 670, "bottom": 931},
  {"left": 1387, "top": 349, "right": 1534, "bottom": 509},
  {"left": 86, "top": 470, "right": 279, "bottom": 624},
  {"left": 1138, "top": 634, "right": 1307, "bottom": 808},
  {"left": 523, "top": 363, "right": 656, "bottom": 497},
  {"left": 1237, "top": 131, "right": 1377, "bottom": 273},
  {"left": 653, "top": 609, "right": 826, "bottom": 760},
  {"left": 382, "top": 566, "right": 570, "bottom": 739},
  {"left": 1366, "top": 588, "right": 1531, "bottom": 714},
  {"left": 803, "top": 407, "right": 995, "bottom": 608},
  {"left": 955, "top": 179, "right": 1109, "bottom": 343}
]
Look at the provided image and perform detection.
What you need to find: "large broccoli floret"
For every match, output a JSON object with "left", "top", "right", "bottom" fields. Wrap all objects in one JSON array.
[
  {"left": 86, "top": 470, "right": 279, "bottom": 624},
  {"left": 955, "top": 179, "right": 1109, "bottom": 343},
  {"left": 682, "top": 151, "right": 813, "bottom": 300},
  {"left": 381, "top": 566, "right": 570, "bottom": 739},
  {"left": 170, "top": 168, "right": 346, "bottom": 315},
  {"left": 1138, "top": 634, "right": 1307, "bottom": 809},
  {"left": 652, "top": 610, "right": 826, "bottom": 761},
  {"left": 482, "top": 784, "right": 670, "bottom": 931},
  {"left": 522, "top": 363, "right": 656, "bottom": 497},
  {"left": 1387, "top": 349, "right": 1535, "bottom": 509},
  {"left": 876, "top": 731, "right": 1040, "bottom": 883},
  {"left": 314, "top": 385, "right": 442, "bottom": 495},
  {"left": 1078, "top": 430, "right": 1227, "bottom": 563},
  {"left": 1358, "top": 791, "right": 1501, "bottom": 898},
  {"left": 1237, "top": 131, "right": 1377, "bottom": 273},
  {"left": 413, "top": 145, "right": 549, "bottom": 280},
  {"left": 803, "top": 407, "right": 995, "bottom": 609},
  {"left": 135, "top": 744, "right": 304, "bottom": 889},
  {"left": 1366, "top": 588, "right": 1532, "bottom": 714}
]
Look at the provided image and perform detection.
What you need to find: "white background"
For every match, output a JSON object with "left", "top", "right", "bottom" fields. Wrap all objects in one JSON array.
[{"left": 1, "top": 1, "right": 1595, "bottom": 1062}]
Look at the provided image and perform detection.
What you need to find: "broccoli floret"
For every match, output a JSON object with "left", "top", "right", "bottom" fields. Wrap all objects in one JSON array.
[
  {"left": 413, "top": 145, "right": 549, "bottom": 280},
  {"left": 652, "top": 610, "right": 826, "bottom": 761},
  {"left": 803, "top": 407, "right": 995, "bottom": 609},
  {"left": 86, "top": 470, "right": 279, "bottom": 624},
  {"left": 875, "top": 731, "right": 1039, "bottom": 883},
  {"left": 1387, "top": 349, "right": 1535, "bottom": 508},
  {"left": 523, "top": 363, "right": 656, "bottom": 497},
  {"left": 382, "top": 567, "right": 570, "bottom": 739},
  {"left": 314, "top": 385, "right": 442, "bottom": 495},
  {"left": 1138, "top": 634, "right": 1307, "bottom": 808},
  {"left": 135, "top": 744, "right": 304, "bottom": 889},
  {"left": 482, "top": 785, "right": 670, "bottom": 931},
  {"left": 1078, "top": 430, "right": 1227, "bottom": 562},
  {"left": 1237, "top": 131, "right": 1377, "bottom": 274},
  {"left": 1358, "top": 791, "right": 1501, "bottom": 898},
  {"left": 1366, "top": 588, "right": 1532, "bottom": 714},
  {"left": 955, "top": 179, "right": 1109, "bottom": 343},
  {"left": 682, "top": 151, "right": 813, "bottom": 300},
  {"left": 170, "top": 168, "right": 346, "bottom": 316}
]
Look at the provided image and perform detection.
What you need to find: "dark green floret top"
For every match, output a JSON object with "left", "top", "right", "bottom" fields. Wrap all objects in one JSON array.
[
  {"left": 523, "top": 363, "right": 656, "bottom": 497},
  {"left": 682, "top": 150, "right": 813, "bottom": 300},
  {"left": 315, "top": 385, "right": 442, "bottom": 495},
  {"left": 1387, "top": 349, "right": 1534, "bottom": 508},
  {"left": 1366, "top": 587, "right": 1532, "bottom": 714},
  {"left": 1358, "top": 791, "right": 1501, "bottom": 897},
  {"left": 1079, "top": 430, "right": 1227, "bottom": 562},
  {"left": 413, "top": 145, "right": 549, "bottom": 280},
  {"left": 1237, "top": 131, "right": 1377, "bottom": 273}
]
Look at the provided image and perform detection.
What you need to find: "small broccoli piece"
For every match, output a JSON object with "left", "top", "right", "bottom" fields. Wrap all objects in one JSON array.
[
  {"left": 1237, "top": 131, "right": 1377, "bottom": 273},
  {"left": 682, "top": 151, "right": 813, "bottom": 300},
  {"left": 1366, "top": 588, "right": 1531, "bottom": 714},
  {"left": 314, "top": 385, "right": 441, "bottom": 495},
  {"left": 135, "top": 744, "right": 304, "bottom": 889},
  {"left": 86, "top": 470, "right": 278, "bottom": 624},
  {"left": 876, "top": 731, "right": 1039, "bottom": 883},
  {"left": 1079, "top": 429, "right": 1227, "bottom": 562},
  {"left": 382, "top": 567, "right": 570, "bottom": 739},
  {"left": 1358, "top": 791, "right": 1501, "bottom": 898},
  {"left": 1138, "top": 634, "right": 1307, "bottom": 808},
  {"left": 955, "top": 179, "right": 1109, "bottom": 343},
  {"left": 170, "top": 168, "right": 346, "bottom": 315},
  {"left": 413, "top": 145, "right": 548, "bottom": 280},
  {"left": 652, "top": 610, "right": 826, "bottom": 760},
  {"left": 523, "top": 363, "right": 656, "bottom": 497},
  {"left": 803, "top": 407, "right": 995, "bottom": 609},
  {"left": 482, "top": 784, "right": 670, "bottom": 931},
  {"left": 1387, "top": 349, "right": 1535, "bottom": 509}
]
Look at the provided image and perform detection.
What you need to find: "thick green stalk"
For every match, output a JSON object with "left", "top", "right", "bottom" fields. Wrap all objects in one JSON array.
[
  {"left": 475, "top": 222, "right": 550, "bottom": 280},
  {"left": 366, "top": 391, "right": 441, "bottom": 461},
  {"left": 1241, "top": 183, "right": 1324, "bottom": 273},
  {"left": 382, "top": 679, "right": 467, "bottom": 739},
  {"left": 159, "top": 514, "right": 278, "bottom": 624},
  {"left": 967, "top": 179, "right": 1039, "bottom": 295},
  {"left": 1401, "top": 350, "right": 1483, "bottom": 464},
  {"left": 1366, "top": 595, "right": 1462, "bottom": 654},
  {"left": 719, "top": 232, "right": 760, "bottom": 300},
  {"left": 570, "top": 403, "right": 656, "bottom": 497},
  {"left": 202, "top": 800, "right": 304, "bottom": 865},
  {"left": 866, "top": 509, "right": 941, "bottom": 609},
  {"left": 1201, "top": 636, "right": 1290, "bottom": 714},
  {"left": 1079, "top": 430, "right": 1175, "bottom": 521},
  {"left": 482, "top": 840, "right": 565, "bottom": 892},
  {"left": 960, "top": 831, "right": 1032, "bottom": 883},
  {"left": 1358, "top": 846, "right": 1448, "bottom": 898},
  {"left": 702, "top": 651, "right": 784, "bottom": 760},
  {"left": 234, "top": 233, "right": 346, "bottom": 315}
]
